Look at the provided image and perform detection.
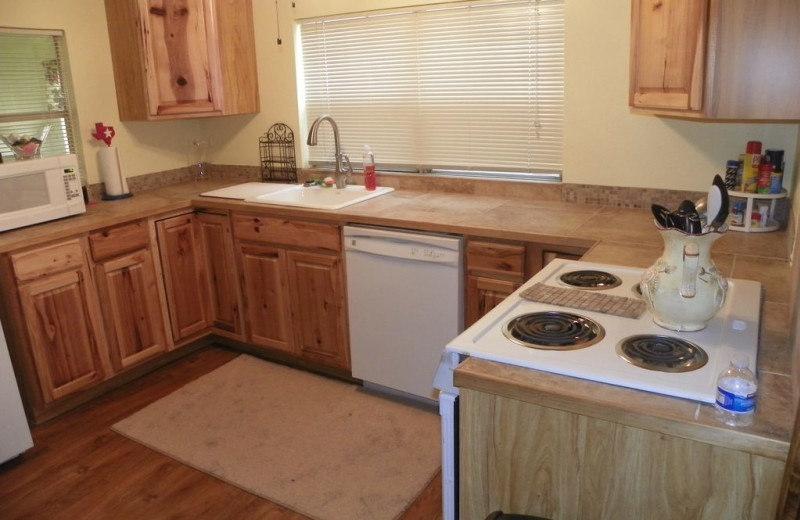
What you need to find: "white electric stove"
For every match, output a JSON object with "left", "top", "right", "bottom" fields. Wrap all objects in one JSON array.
[
  {"left": 437, "top": 258, "right": 762, "bottom": 403},
  {"left": 433, "top": 258, "right": 761, "bottom": 520}
]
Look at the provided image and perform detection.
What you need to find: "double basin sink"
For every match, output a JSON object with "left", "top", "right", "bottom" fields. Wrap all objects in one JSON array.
[{"left": 202, "top": 182, "right": 394, "bottom": 210}]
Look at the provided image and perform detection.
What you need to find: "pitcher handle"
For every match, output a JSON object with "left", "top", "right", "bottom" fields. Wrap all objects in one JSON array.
[{"left": 680, "top": 243, "right": 699, "bottom": 298}]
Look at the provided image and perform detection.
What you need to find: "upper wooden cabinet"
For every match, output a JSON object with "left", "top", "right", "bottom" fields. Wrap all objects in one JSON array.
[
  {"left": 630, "top": 0, "right": 800, "bottom": 120},
  {"left": 104, "top": 0, "right": 260, "bottom": 120}
]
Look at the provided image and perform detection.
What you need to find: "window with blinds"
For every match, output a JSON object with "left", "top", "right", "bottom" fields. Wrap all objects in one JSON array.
[
  {"left": 0, "top": 29, "right": 79, "bottom": 162},
  {"left": 298, "top": 0, "right": 564, "bottom": 181}
]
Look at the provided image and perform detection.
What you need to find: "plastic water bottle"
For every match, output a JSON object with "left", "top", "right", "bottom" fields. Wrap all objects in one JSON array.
[{"left": 715, "top": 356, "right": 757, "bottom": 427}]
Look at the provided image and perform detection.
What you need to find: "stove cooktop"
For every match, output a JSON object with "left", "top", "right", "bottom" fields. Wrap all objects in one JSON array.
[{"left": 443, "top": 259, "right": 762, "bottom": 403}]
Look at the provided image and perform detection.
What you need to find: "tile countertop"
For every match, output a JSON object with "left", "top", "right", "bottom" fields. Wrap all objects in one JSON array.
[{"left": 0, "top": 179, "right": 793, "bottom": 458}]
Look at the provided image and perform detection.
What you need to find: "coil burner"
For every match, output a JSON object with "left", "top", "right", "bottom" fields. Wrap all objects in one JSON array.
[
  {"left": 616, "top": 335, "right": 708, "bottom": 373},
  {"left": 558, "top": 270, "right": 622, "bottom": 290},
  {"left": 503, "top": 311, "right": 605, "bottom": 350}
]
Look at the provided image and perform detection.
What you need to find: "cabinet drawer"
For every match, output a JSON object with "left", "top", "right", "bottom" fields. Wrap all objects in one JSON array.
[
  {"left": 12, "top": 239, "right": 86, "bottom": 282},
  {"left": 89, "top": 220, "right": 151, "bottom": 261},
  {"left": 466, "top": 240, "right": 525, "bottom": 278},
  {"left": 232, "top": 214, "right": 341, "bottom": 253}
]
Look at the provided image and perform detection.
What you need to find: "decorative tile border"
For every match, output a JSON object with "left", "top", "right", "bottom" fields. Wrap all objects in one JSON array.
[{"left": 88, "top": 165, "right": 787, "bottom": 226}]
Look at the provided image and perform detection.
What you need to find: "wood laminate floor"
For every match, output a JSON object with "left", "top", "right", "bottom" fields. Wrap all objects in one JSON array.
[{"left": 0, "top": 346, "right": 443, "bottom": 520}]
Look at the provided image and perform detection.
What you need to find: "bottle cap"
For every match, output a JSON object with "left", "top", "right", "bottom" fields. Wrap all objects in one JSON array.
[
  {"left": 746, "top": 141, "right": 762, "bottom": 154},
  {"left": 726, "top": 160, "right": 740, "bottom": 168},
  {"left": 732, "top": 355, "right": 750, "bottom": 369}
]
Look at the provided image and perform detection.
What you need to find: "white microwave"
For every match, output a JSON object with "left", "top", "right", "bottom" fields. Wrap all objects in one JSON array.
[{"left": 0, "top": 154, "right": 86, "bottom": 233}]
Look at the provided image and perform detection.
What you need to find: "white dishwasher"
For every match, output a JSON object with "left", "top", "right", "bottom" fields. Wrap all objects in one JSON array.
[{"left": 344, "top": 225, "right": 463, "bottom": 402}]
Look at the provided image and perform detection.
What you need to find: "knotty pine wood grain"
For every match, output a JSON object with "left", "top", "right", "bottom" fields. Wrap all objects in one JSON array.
[
  {"left": 460, "top": 388, "right": 784, "bottom": 520},
  {"left": 0, "top": 347, "right": 442, "bottom": 520}
]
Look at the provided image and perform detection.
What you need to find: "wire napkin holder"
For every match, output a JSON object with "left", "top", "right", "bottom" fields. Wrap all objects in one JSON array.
[{"left": 259, "top": 123, "right": 297, "bottom": 182}]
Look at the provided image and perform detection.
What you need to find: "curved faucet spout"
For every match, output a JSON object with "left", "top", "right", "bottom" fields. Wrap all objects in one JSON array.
[{"left": 307, "top": 114, "right": 352, "bottom": 188}]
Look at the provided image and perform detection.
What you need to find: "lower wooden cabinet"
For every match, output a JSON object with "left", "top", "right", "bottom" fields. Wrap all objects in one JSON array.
[
  {"left": 93, "top": 249, "right": 168, "bottom": 371},
  {"left": 465, "top": 238, "right": 587, "bottom": 327},
  {"left": 233, "top": 213, "right": 350, "bottom": 370},
  {"left": 466, "top": 275, "right": 521, "bottom": 327},
  {"left": 155, "top": 212, "right": 212, "bottom": 344},
  {"left": 10, "top": 239, "right": 112, "bottom": 405},
  {"left": 90, "top": 220, "right": 169, "bottom": 372},
  {"left": 460, "top": 388, "right": 783, "bottom": 519},
  {"left": 197, "top": 211, "right": 244, "bottom": 339},
  {"left": 238, "top": 243, "right": 294, "bottom": 353},
  {"left": 286, "top": 250, "right": 349, "bottom": 369}
]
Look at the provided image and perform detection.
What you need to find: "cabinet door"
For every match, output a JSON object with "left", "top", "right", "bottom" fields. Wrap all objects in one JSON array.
[
  {"left": 198, "top": 212, "right": 244, "bottom": 338},
  {"left": 287, "top": 250, "right": 349, "bottom": 369},
  {"left": 144, "top": 0, "right": 220, "bottom": 117},
  {"left": 155, "top": 213, "right": 211, "bottom": 343},
  {"left": 95, "top": 249, "right": 168, "bottom": 371},
  {"left": 466, "top": 275, "right": 521, "bottom": 327},
  {"left": 629, "top": 0, "right": 708, "bottom": 111},
  {"left": 239, "top": 243, "right": 295, "bottom": 354},
  {"left": 104, "top": 0, "right": 259, "bottom": 120},
  {"left": 18, "top": 268, "right": 111, "bottom": 403}
]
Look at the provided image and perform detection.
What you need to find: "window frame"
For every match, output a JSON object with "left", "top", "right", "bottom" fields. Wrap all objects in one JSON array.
[{"left": 0, "top": 27, "right": 82, "bottom": 167}]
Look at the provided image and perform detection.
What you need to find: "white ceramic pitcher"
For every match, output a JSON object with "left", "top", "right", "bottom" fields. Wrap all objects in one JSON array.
[{"left": 640, "top": 227, "right": 728, "bottom": 331}]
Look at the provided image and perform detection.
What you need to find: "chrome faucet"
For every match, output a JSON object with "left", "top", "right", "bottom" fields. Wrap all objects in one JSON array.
[{"left": 306, "top": 114, "right": 353, "bottom": 189}]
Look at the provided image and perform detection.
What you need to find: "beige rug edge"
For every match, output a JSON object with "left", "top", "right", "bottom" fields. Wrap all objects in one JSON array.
[
  {"left": 111, "top": 355, "right": 441, "bottom": 520},
  {"left": 111, "top": 424, "right": 330, "bottom": 520}
]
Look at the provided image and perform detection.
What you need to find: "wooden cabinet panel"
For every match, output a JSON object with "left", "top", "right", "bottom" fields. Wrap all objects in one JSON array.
[
  {"left": 466, "top": 241, "right": 525, "bottom": 278},
  {"left": 630, "top": 0, "right": 708, "bottom": 111},
  {"left": 630, "top": 0, "right": 800, "bottom": 120},
  {"left": 12, "top": 239, "right": 85, "bottom": 282},
  {"left": 232, "top": 214, "right": 342, "bottom": 252},
  {"left": 287, "top": 250, "right": 349, "bottom": 369},
  {"left": 155, "top": 213, "right": 211, "bottom": 343},
  {"left": 104, "top": 0, "right": 259, "bottom": 120},
  {"left": 239, "top": 243, "right": 294, "bottom": 354},
  {"left": 460, "top": 388, "right": 783, "bottom": 519},
  {"left": 197, "top": 212, "right": 244, "bottom": 337},
  {"left": 94, "top": 249, "right": 168, "bottom": 371},
  {"left": 466, "top": 275, "right": 521, "bottom": 328},
  {"left": 89, "top": 220, "right": 150, "bottom": 262},
  {"left": 17, "top": 265, "right": 110, "bottom": 403}
]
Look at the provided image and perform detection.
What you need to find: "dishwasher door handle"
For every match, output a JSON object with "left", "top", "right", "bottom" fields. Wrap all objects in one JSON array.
[{"left": 345, "top": 235, "right": 461, "bottom": 265}]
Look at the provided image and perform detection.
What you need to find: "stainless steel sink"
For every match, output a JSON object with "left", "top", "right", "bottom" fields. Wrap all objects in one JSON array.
[{"left": 245, "top": 185, "right": 394, "bottom": 210}]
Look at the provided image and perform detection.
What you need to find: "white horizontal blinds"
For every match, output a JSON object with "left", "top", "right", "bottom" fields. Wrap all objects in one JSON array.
[
  {"left": 0, "top": 30, "right": 77, "bottom": 160},
  {"left": 300, "top": 0, "right": 564, "bottom": 175}
]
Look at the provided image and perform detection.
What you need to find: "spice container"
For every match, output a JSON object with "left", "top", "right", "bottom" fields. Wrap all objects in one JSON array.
[
  {"left": 740, "top": 141, "right": 762, "bottom": 193},
  {"left": 757, "top": 164, "right": 773, "bottom": 193},
  {"left": 724, "top": 160, "right": 739, "bottom": 191}
]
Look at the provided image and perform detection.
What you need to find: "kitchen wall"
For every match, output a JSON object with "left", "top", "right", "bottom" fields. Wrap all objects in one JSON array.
[{"left": 3, "top": 0, "right": 799, "bottom": 197}]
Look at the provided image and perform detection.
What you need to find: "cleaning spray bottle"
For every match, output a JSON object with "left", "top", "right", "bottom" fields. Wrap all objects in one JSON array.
[{"left": 363, "top": 145, "right": 376, "bottom": 191}]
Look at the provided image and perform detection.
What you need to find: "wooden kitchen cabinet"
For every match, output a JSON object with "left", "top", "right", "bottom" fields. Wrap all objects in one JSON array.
[
  {"left": 238, "top": 243, "right": 294, "bottom": 354},
  {"left": 287, "top": 250, "right": 349, "bottom": 369},
  {"left": 9, "top": 239, "right": 112, "bottom": 405},
  {"left": 233, "top": 213, "right": 350, "bottom": 370},
  {"left": 460, "top": 388, "right": 783, "bottom": 519},
  {"left": 465, "top": 239, "right": 586, "bottom": 327},
  {"left": 465, "top": 240, "right": 525, "bottom": 327},
  {"left": 155, "top": 212, "right": 212, "bottom": 344},
  {"left": 197, "top": 211, "right": 245, "bottom": 340},
  {"left": 104, "top": 0, "right": 259, "bottom": 120},
  {"left": 630, "top": 0, "right": 800, "bottom": 120},
  {"left": 90, "top": 221, "right": 169, "bottom": 371}
]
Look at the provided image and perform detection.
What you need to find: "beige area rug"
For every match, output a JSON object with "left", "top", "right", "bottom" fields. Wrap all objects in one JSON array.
[{"left": 112, "top": 355, "right": 441, "bottom": 520}]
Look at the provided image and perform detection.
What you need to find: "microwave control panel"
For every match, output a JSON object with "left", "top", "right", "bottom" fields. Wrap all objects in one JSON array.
[{"left": 61, "top": 167, "right": 82, "bottom": 201}]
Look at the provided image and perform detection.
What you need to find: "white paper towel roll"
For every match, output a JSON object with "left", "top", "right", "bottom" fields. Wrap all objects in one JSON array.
[{"left": 98, "top": 146, "right": 130, "bottom": 196}]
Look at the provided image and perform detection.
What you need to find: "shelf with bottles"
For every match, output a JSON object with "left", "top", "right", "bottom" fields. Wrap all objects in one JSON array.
[{"left": 727, "top": 190, "right": 787, "bottom": 232}]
